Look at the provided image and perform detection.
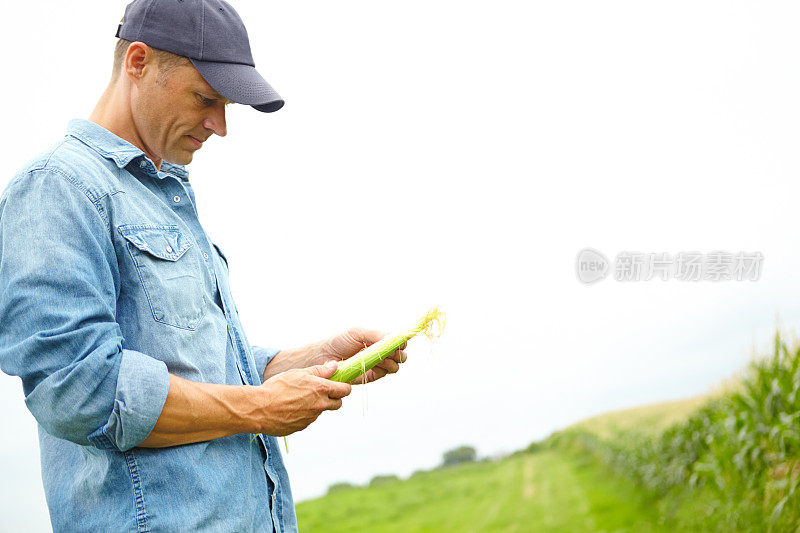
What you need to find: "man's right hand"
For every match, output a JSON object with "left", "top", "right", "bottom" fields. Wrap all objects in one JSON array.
[
  {"left": 139, "top": 361, "right": 351, "bottom": 448},
  {"left": 251, "top": 361, "right": 352, "bottom": 436}
]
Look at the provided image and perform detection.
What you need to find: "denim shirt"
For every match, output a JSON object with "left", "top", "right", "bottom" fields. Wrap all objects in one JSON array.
[{"left": 0, "top": 119, "right": 297, "bottom": 532}]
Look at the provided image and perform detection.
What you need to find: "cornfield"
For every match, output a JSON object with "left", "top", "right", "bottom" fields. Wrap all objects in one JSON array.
[{"left": 547, "top": 330, "right": 800, "bottom": 531}]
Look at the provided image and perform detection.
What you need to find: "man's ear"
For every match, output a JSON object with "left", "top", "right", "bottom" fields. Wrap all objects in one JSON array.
[{"left": 124, "top": 41, "right": 153, "bottom": 80}]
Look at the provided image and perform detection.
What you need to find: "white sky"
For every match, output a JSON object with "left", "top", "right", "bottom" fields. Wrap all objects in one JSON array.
[{"left": 3, "top": 1, "right": 800, "bottom": 530}]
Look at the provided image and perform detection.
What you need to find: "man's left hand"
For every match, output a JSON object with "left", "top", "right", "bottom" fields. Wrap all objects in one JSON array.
[{"left": 317, "top": 328, "right": 407, "bottom": 385}]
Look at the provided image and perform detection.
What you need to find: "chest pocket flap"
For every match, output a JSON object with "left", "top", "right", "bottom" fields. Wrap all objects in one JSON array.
[
  {"left": 116, "top": 224, "right": 206, "bottom": 331},
  {"left": 117, "top": 225, "right": 193, "bottom": 261}
]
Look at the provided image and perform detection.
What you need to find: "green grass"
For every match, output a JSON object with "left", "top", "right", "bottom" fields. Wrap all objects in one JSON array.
[{"left": 296, "top": 450, "right": 664, "bottom": 532}]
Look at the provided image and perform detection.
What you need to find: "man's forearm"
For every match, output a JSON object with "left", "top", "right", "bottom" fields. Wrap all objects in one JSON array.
[
  {"left": 139, "top": 373, "right": 260, "bottom": 448},
  {"left": 262, "top": 342, "right": 321, "bottom": 382}
]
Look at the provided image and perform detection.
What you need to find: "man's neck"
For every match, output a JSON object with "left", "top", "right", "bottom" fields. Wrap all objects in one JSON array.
[{"left": 89, "top": 81, "right": 163, "bottom": 170}]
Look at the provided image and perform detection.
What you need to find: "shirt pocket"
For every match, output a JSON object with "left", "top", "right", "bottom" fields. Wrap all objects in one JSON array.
[{"left": 117, "top": 224, "right": 207, "bottom": 330}]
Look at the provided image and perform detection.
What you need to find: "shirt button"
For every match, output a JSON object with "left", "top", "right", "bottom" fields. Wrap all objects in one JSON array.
[
  {"left": 173, "top": 195, "right": 181, "bottom": 203},
  {"left": 203, "top": 252, "right": 209, "bottom": 260},
  {"left": 166, "top": 245, "right": 174, "bottom": 253},
  {"left": 139, "top": 160, "right": 147, "bottom": 168}
]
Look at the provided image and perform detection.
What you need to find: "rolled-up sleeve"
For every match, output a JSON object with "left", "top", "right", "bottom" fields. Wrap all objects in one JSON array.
[
  {"left": 251, "top": 345, "right": 281, "bottom": 381},
  {"left": 0, "top": 168, "right": 170, "bottom": 451}
]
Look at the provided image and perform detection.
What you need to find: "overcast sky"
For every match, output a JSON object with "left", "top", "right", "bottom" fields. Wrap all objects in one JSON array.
[{"left": 3, "top": 1, "right": 800, "bottom": 530}]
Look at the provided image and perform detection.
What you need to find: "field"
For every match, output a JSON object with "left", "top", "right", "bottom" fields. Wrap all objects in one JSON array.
[
  {"left": 551, "top": 332, "right": 800, "bottom": 531},
  {"left": 297, "top": 449, "right": 664, "bottom": 532},
  {"left": 298, "top": 331, "right": 800, "bottom": 532}
]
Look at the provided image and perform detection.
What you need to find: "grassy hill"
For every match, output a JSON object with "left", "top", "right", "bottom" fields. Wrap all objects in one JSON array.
[
  {"left": 571, "top": 396, "right": 708, "bottom": 440},
  {"left": 295, "top": 392, "right": 704, "bottom": 532},
  {"left": 296, "top": 381, "right": 727, "bottom": 532},
  {"left": 296, "top": 450, "right": 664, "bottom": 532}
]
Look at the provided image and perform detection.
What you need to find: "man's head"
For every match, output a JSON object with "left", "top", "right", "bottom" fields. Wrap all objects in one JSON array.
[
  {"left": 95, "top": 0, "right": 283, "bottom": 168},
  {"left": 110, "top": 39, "right": 233, "bottom": 166}
]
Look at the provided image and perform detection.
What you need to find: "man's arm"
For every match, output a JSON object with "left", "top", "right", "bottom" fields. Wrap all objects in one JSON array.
[
  {"left": 259, "top": 344, "right": 319, "bottom": 382},
  {"left": 161, "top": 323, "right": 413, "bottom": 446},
  {"left": 0, "top": 169, "right": 170, "bottom": 451},
  {"left": 140, "top": 361, "right": 349, "bottom": 447}
]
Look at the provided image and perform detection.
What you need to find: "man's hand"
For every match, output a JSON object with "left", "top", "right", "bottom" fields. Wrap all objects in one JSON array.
[
  {"left": 252, "top": 361, "right": 351, "bottom": 436},
  {"left": 317, "top": 328, "right": 408, "bottom": 386},
  {"left": 261, "top": 328, "right": 408, "bottom": 384}
]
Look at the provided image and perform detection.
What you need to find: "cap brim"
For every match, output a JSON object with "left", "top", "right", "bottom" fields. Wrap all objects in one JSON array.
[{"left": 190, "top": 59, "right": 284, "bottom": 113}]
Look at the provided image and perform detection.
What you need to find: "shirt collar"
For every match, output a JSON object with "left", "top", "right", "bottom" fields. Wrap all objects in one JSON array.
[{"left": 66, "top": 119, "right": 190, "bottom": 182}]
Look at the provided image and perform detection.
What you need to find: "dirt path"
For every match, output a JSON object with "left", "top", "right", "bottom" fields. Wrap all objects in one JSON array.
[{"left": 522, "top": 456, "right": 535, "bottom": 499}]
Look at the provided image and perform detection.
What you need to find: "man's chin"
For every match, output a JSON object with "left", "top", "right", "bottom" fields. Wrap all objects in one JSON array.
[{"left": 165, "top": 151, "right": 194, "bottom": 166}]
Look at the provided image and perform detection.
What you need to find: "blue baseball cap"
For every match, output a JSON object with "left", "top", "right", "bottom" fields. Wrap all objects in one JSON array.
[{"left": 116, "top": 0, "right": 284, "bottom": 113}]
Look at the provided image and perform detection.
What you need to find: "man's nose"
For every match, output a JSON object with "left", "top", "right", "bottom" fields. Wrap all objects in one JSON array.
[{"left": 203, "top": 106, "right": 227, "bottom": 137}]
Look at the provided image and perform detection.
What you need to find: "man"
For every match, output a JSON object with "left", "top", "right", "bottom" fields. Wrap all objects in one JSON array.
[{"left": 0, "top": 1, "right": 407, "bottom": 531}]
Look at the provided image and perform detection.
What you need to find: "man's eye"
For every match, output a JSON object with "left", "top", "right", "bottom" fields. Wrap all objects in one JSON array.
[{"left": 197, "top": 94, "right": 215, "bottom": 106}]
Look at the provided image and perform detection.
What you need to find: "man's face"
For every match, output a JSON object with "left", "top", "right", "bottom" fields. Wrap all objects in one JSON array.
[{"left": 131, "top": 61, "right": 231, "bottom": 166}]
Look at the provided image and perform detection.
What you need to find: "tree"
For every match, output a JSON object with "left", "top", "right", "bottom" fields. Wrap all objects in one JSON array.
[
  {"left": 369, "top": 474, "right": 400, "bottom": 487},
  {"left": 442, "top": 445, "right": 477, "bottom": 467},
  {"left": 327, "top": 481, "right": 357, "bottom": 494}
]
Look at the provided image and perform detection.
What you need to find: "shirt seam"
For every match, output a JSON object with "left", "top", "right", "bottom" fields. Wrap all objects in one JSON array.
[
  {"left": 199, "top": 1, "right": 206, "bottom": 60},
  {"left": 27, "top": 166, "right": 112, "bottom": 230},
  {"left": 123, "top": 450, "right": 151, "bottom": 532},
  {"left": 42, "top": 138, "right": 69, "bottom": 167}
]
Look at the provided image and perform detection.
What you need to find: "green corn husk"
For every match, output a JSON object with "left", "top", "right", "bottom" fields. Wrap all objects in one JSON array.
[
  {"left": 252, "top": 307, "right": 443, "bottom": 452},
  {"left": 329, "top": 307, "right": 445, "bottom": 383}
]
